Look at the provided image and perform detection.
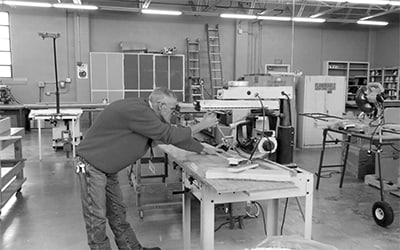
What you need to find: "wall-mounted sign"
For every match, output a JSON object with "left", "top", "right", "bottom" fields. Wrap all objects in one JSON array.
[{"left": 315, "top": 82, "right": 336, "bottom": 93}]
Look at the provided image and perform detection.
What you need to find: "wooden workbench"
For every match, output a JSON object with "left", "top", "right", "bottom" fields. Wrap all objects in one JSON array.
[
  {"left": 157, "top": 144, "right": 314, "bottom": 250},
  {"left": 0, "top": 118, "right": 26, "bottom": 215}
]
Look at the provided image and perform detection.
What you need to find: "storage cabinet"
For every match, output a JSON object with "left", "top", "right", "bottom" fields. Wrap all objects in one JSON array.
[
  {"left": 90, "top": 52, "right": 185, "bottom": 103},
  {"left": 370, "top": 66, "right": 399, "bottom": 100},
  {"left": 323, "top": 61, "right": 369, "bottom": 105},
  {"left": 0, "top": 117, "right": 26, "bottom": 214},
  {"left": 296, "top": 75, "right": 346, "bottom": 148},
  {"left": 382, "top": 67, "right": 399, "bottom": 100},
  {"left": 369, "top": 68, "right": 383, "bottom": 84}
]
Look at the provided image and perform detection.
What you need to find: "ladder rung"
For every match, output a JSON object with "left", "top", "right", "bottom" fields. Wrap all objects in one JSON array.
[
  {"left": 209, "top": 36, "right": 219, "bottom": 39},
  {"left": 211, "top": 61, "right": 221, "bottom": 63},
  {"left": 208, "top": 28, "right": 219, "bottom": 31},
  {"left": 189, "top": 59, "right": 199, "bottom": 61},
  {"left": 211, "top": 69, "right": 221, "bottom": 71},
  {"left": 212, "top": 78, "right": 222, "bottom": 80},
  {"left": 210, "top": 44, "right": 220, "bottom": 47},
  {"left": 210, "top": 53, "right": 220, "bottom": 55}
]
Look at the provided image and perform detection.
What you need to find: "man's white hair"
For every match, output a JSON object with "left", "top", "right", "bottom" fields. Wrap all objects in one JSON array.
[{"left": 149, "top": 87, "right": 177, "bottom": 103}]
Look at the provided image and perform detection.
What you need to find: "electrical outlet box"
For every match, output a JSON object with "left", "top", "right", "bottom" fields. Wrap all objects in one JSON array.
[{"left": 38, "top": 81, "right": 45, "bottom": 88}]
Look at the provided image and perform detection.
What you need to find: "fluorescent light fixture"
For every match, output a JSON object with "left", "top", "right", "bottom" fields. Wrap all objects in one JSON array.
[
  {"left": 257, "top": 16, "right": 291, "bottom": 21},
  {"left": 220, "top": 13, "right": 257, "bottom": 19},
  {"left": 292, "top": 17, "right": 326, "bottom": 23},
  {"left": 357, "top": 20, "right": 389, "bottom": 25},
  {"left": 310, "top": 13, "right": 324, "bottom": 18},
  {"left": 389, "top": 0, "right": 400, "bottom": 5},
  {"left": 141, "top": 9, "right": 182, "bottom": 16},
  {"left": 3, "top": 1, "right": 52, "bottom": 8},
  {"left": 347, "top": 0, "right": 389, "bottom": 4},
  {"left": 53, "top": 3, "right": 98, "bottom": 10},
  {"left": 314, "top": 0, "right": 389, "bottom": 3},
  {"left": 315, "top": 0, "right": 395, "bottom": 4}
]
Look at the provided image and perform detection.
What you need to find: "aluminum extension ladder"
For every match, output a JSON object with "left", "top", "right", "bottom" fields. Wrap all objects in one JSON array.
[
  {"left": 206, "top": 24, "right": 223, "bottom": 98},
  {"left": 186, "top": 38, "right": 204, "bottom": 102}
]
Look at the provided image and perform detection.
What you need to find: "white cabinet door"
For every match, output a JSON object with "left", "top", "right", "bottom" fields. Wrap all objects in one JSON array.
[{"left": 297, "top": 76, "right": 346, "bottom": 148}]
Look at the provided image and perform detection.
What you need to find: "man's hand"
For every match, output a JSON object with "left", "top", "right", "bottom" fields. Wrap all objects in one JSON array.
[
  {"left": 200, "top": 112, "right": 218, "bottom": 128},
  {"left": 190, "top": 112, "right": 218, "bottom": 134},
  {"left": 201, "top": 146, "right": 224, "bottom": 155}
]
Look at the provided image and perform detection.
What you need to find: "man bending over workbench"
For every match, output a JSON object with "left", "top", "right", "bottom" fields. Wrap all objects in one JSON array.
[{"left": 75, "top": 87, "right": 219, "bottom": 250}]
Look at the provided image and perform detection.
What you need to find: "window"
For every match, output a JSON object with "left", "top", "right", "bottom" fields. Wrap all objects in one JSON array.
[{"left": 0, "top": 12, "right": 11, "bottom": 78}]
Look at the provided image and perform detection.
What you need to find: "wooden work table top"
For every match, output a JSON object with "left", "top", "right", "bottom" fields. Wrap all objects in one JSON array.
[
  {"left": 0, "top": 127, "right": 24, "bottom": 150},
  {"left": 157, "top": 144, "right": 298, "bottom": 194}
]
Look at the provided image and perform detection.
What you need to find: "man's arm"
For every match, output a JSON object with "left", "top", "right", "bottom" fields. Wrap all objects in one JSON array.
[{"left": 190, "top": 112, "right": 218, "bottom": 135}]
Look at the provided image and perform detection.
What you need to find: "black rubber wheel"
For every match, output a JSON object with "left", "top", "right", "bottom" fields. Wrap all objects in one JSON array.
[{"left": 372, "top": 201, "right": 394, "bottom": 227}]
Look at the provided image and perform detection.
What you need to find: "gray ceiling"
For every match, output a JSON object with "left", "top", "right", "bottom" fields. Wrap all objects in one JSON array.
[
  {"left": 81, "top": 0, "right": 400, "bottom": 23},
  {"left": 4, "top": 0, "right": 400, "bottom": 24}
]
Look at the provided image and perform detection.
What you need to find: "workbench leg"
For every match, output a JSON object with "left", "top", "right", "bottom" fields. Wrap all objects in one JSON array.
[
  {"left": 37, "top": 119, "right": 42, "bottom": 160},
  {"left": 339, "top": 135, "right": 351, "bottom": 188},
  {"left": 72, "top": 118, "right": 76, "bottom": 158},
  {"left": 304, "top": 176, "right": 314, "bottom": 240},
  {"left": 14, "top": 139, "right": 24, "bottom": 181},
  {"left": 183, "top": 188, "right": 191, "bottom": 250},
  {"left": 200, "top": 187, "right": 215, "bottom": 250},
  {"left": 316, "top": 129, "right": 328, "bottom": 189},
  {"left": 267, "top": 199, "right": 279, "bottom": 236}
]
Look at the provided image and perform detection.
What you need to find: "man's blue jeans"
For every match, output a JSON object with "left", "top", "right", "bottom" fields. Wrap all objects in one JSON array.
[{"left": 76, "top": 157, "right": 141, "bottom": 250}]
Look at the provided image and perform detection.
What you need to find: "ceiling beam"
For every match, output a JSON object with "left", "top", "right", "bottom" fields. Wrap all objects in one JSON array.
[
  {"left": 310, "top": 5, "right": 344, "bottom": 18},
  {"left": 203, "top": 0, "right": 223, "bottom": 12},
  {"left": 140, "top": 0, "right": 152, "bottom": 9},
  {"left": 360, "top": 6, "right": 400, "bottom": 20}
]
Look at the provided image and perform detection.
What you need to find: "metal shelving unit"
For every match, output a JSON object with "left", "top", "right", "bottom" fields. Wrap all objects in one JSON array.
[{"left": 323, "top": 60, "right": 369, "bottom": 105}]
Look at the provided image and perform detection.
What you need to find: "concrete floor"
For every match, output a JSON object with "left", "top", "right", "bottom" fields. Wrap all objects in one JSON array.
[{"left": 0, "top": 129, "right": 399, "bottom": 250}]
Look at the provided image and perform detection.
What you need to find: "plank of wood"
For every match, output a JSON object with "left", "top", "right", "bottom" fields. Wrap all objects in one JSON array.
[
  {"left": 0, "top": 117, "right": 11, "bottom": 135},
  {"left": 205, "top": 167, "right": 292, "bottom": 181},
  {"left": 228, "top": 163, "right": 259, "bottom": 173}
]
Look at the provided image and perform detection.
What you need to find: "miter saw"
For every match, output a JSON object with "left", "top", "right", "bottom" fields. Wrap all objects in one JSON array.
[{"left": 355, "top": 82, "right": 385, "bottom": 120}]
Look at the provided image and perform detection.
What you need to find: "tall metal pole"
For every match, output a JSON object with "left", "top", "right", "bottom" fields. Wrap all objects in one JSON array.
[
  {"left": 52, "top": 37, "right": 60, "bottom": 114},
  {"left": 38, "top": 32, "right": 61, "bottom": 114}
]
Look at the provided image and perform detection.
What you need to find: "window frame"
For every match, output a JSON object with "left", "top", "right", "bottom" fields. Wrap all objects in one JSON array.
[{"left": 0, "top": 11, "right": 12, "bottom": 78}]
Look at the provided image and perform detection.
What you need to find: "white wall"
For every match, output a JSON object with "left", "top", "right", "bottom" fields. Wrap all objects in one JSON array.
[{"left": 2, "top": 7, "right": 399, "bottom": 104}]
